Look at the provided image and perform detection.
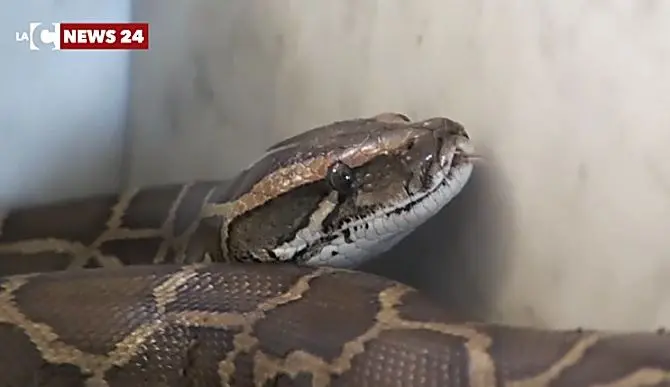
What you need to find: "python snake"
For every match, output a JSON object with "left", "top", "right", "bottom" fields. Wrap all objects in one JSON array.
[{"left": 0, "top": 114, "right": 668, "bottom": 386}]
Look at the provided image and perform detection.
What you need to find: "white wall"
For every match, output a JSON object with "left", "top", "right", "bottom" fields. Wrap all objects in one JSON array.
[
  {"left": 1, "top": 0, "right": 131, "bottom": 208},
  {"left": 128, "top": 0, "right": 670, "bottom": 331}
]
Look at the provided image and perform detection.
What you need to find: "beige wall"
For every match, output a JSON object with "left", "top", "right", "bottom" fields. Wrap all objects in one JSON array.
[{"left": 128, "top": 0, "right": 670, "bottom": 330}]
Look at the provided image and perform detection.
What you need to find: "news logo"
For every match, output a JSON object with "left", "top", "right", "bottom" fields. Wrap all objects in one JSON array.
[
  {"left": 15, "top": 22, "right": 149, "bottom": 51},
  {"left": 15, "top": 22, "right": 60, "bottom": 51}
]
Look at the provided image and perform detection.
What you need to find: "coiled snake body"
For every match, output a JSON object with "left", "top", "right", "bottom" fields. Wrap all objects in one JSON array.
[{"left": 0, "top": 114, "right": 668, "bottom": 386}]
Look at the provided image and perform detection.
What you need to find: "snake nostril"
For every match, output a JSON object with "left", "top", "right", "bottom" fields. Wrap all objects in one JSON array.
[
  {"left": 406, "top": 138, "right": 416, "bottom": 151},
  {"left": 446, "top": 120, "right": 468, "bottom": 139}
]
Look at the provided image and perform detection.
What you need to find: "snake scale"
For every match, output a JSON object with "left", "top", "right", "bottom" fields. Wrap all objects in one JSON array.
[{"left": 0, "top": 113, "right": 668, "bottom": 386}]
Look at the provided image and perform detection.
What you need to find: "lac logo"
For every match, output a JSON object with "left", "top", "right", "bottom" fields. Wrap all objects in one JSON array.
[{"left": 15, "top": 22, "right": 60, "bottom": 51}]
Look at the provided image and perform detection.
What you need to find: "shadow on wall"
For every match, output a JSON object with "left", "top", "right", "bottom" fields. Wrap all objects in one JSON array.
[{"left": 361, "top": 150, "right": 514, "bottom": 322}]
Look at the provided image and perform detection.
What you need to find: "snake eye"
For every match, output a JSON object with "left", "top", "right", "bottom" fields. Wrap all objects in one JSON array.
[{"left": 327, "top": 161, "right": 356, "bottom": 194}]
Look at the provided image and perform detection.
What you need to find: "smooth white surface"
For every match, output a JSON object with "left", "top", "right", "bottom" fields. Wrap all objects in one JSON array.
[
  {"left": 1, "top": 0, "right": 131, "bottom": 207},
  {"left": 127, "top": 0, "right": 670, "bottom": 330}
]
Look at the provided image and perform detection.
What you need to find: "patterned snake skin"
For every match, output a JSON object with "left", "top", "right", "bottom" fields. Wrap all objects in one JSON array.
[{"left": 0, "top": 114, "right": 668, "bottom": 387}]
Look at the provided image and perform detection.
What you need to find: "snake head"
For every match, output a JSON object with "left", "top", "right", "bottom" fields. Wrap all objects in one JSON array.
[{"left": 211, "top": 113, "right": 475, "bottom": 267}]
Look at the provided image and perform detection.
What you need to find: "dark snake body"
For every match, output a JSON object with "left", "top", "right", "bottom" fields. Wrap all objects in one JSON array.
[
  {"left": 2, "top": 264, "right": 669, "bottom": 387},
  {"left": 0, "top": 114, "right": 668, "bottom": 386}
]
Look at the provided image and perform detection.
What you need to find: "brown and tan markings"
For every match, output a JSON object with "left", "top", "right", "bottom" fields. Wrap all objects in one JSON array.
[
  {"left": 1, "top": 264, "right": 670, "bottom": 386},
  {"left": 0, "top": 113, "right": 667, "bottom": 386},
  {"left": 199, "top": 113, "right": 428, "bottom": 262},
  {"left": 0, "top": 181, "right": 225, "bottom": 275}
]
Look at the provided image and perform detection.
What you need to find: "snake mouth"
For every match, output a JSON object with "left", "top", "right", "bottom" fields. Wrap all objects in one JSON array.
[
  {"left": 450, "top": 150, "right": 466, "bottom": 170},
  {"left": 446, "top": 145, "right": 476, "bottom": 178}
]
